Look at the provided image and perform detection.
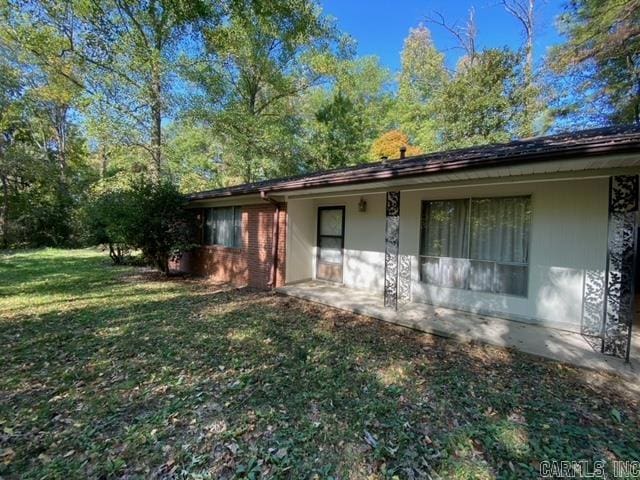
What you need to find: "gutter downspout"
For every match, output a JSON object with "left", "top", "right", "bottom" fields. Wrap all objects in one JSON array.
[{"left": 261, "top": 191, "right": 280, "bottom": 288}]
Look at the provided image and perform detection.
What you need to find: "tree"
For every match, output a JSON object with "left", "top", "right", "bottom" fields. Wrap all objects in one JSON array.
[
  {"left": 165, "top": 120, "right": 223, "bottom": 193},
  {"left": 0, "top": 41, "right": 93, "bottom": 248},
  {"left": 434, "top": 49, "right": 527, "bottom": 149},
  {"left": 550, "top": 0, "right": 640, "bottom": 125},
  {"left": 127, "top": 179, "right": 196, "bottom": 273},
  {"left": 304, "top": 55, "right": 394, "bottom": 170},
  {"left": 0, "top": 60, "right": 23, "bottom": 247},
  {"left": 186, "top": 0, "right": 344, "bottom": 183},
  {"left": 501, "top": 0, "right": 535, "bottom": 82},
  {"left": 85, "top": 182, "right": 134, "bottom": 264},
  {"left": 0, "top": 0, "right": 91, "bottom": 246},
  {"left": 427, "top": 9, "right": 478, "bottom": 64},
  {"left": 501, "top": 0, "right": 540, "bottom": 136},
  {"left": 369, "top": 130, "right": 422, "bottom": 160},
  {"left": 78, "top": 0, "right": 214, "bottom": 178},
  {"left": 1, "top": 0, "right": 214, "bottom": 178},
  {"left": 395, "top": 25, "right": 448, "bottom": 152},
  {"left": 308, "top": 91, "right": 364, "bottom": 169}
]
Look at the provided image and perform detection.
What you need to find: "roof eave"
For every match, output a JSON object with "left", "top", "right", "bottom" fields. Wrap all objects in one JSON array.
[{"left": 187, "top": 140, "right": 640, "bottom": 202}]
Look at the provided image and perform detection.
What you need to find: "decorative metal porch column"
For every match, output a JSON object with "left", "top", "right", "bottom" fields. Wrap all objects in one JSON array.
[
  {"left": 383, "top": 192, "right": 411, "bottom": 309},
  {"left": 602, "top": 175, "right": 639, "bottom": 362}
]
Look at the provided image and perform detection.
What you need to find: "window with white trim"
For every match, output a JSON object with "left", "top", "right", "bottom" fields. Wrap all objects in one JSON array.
[
  {"left": 204, "top": 206, "right": 243, "bottom": 248},
  {"left": 419, "top": 196, "right": 531, "bottom": 296}
]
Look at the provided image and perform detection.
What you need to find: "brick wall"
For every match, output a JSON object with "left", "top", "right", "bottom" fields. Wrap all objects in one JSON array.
[{"left": 171, "top": 202, "right": 287, "bottom": 289}]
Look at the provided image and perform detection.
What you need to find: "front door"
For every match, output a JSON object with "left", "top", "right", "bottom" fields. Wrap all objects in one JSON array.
[{"left": 316, "top": 206, "right": 345, "bottom": 283}]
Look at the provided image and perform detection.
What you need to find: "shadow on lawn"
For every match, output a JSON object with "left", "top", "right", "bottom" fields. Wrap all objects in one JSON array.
[{"left": 1, "top": 251, "right": 639, "bottom": 479}]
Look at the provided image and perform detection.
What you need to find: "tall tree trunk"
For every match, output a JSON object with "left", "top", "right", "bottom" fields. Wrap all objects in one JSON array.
[
  {"left": 502, "top": 0, "right": 536, "bottom": 137},
  {"left": 524, "top": 0, "right": 534, "bottom": 84},
  {"left": 524, "top": 0, "right": 535, "bottom": 137},
  {"left": 151, "top": 86, "right": 162, "bottom": 179},
  {"left": 54, "top": 105, "right": 68, "bottom": 184},
  {"left": 243, "top": 150, "right": 253, "bottom": 184},
  {"left": 150, "top": 43, "right": 163, "bottom": 180},
  {"left": 0, "top": 174, "right": 9, "bottom": 249},
  {"left": 99, "top": 145, "right": 108, "bottom": 178}
]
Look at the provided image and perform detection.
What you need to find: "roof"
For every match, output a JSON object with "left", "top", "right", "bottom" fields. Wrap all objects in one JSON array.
[{"left": 187, "top": 125, "right": 640, "bottom": 201}]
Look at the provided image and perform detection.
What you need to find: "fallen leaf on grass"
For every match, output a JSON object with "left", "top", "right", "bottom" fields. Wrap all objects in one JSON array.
[
  {"left": 1, "top": 448, "right": 16, "bottom": 464},
  {"left": 364, "top": 430, "right": 378, "bottom": 448}
]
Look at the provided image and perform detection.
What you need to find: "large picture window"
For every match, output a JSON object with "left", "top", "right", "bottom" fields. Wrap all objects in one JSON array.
[
  {"left": 204, "top": 206, "right": 243, "bottom": 248},
  {"left": 419, "top": 196, "right": 531, "bottom": 296}
]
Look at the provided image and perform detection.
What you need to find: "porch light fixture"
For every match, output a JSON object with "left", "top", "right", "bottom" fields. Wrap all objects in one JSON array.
[{"left": 358, "top": 197, "right": 367, "bottom": 212}]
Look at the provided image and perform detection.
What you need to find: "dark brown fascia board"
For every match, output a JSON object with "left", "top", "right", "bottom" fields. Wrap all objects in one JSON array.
[
  {"left": 280, "top": 143, "right": 640, "bottom": 192},
  {"left": 186, "top": 137, "right": 640, "bottom": 201}
]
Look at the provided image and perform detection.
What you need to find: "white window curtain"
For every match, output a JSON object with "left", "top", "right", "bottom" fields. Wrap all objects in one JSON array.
[
  {"left": 469, "top": 197, "right": 530, "bottom": 264},
  {"left": 205, "top": 208, "right": 215, "bottom": 245},
  {"left": 469, "top": 197, "right": 530, "bottom": 295},
  {"left": 214, "top": 207, "right": 234, "bottom": 247},
  {"left": 204, "top": 207, "right": 243, "bottom": 248},
  {"left": 420, "top": 200, "right": 469, "bottom": 289},
  {"left": 233, "top": 207, "right": 242, "bottom": 248},
  {"left": 420, "top": 199, "right": 468, "bottom": 258},
  {"left": 419, "top": 196, "right": 531, "bottom": 296}
]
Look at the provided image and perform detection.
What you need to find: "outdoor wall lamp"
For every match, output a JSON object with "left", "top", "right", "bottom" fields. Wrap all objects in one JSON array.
[{"left": 358, "top": 197, "right": 367, "bottom": 212}]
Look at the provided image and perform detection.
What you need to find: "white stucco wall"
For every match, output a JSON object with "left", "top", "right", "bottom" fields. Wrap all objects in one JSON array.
[
  {"left": 286, "top": 176, "right": 612, "bottom": 332},
  {"left": 285, "top": 198, "right": 316, "bottom": 283}
]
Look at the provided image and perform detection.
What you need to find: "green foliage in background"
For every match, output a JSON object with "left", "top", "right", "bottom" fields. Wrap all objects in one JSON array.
[
  {"left": 550, "top": 0, "right": 640, "bottom": 126},
  {"left": 0, "top": 0, "right": 636, "bottom": 255}
]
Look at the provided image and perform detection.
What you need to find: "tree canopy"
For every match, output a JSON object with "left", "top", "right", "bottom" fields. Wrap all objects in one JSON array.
[{"left": 0, "top": 0, "right": 636, "bottom": 248}]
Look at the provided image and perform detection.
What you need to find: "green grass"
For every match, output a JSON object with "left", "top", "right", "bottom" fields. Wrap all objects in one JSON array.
[{"left": 0, "top": 249, "right": 638, "bottom": 479}]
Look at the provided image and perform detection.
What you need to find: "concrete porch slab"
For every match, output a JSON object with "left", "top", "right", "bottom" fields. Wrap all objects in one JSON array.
[{"left": 277, "top": 281, "right": 640, "bottom": 383}]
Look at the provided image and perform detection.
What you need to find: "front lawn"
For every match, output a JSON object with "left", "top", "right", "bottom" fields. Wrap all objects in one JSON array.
[{"left": 0, "top": 249, "right": 638, "bottom": 479}]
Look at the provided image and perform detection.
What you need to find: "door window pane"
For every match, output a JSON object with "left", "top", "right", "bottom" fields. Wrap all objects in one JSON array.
[
  {"left": 320, "top": 209, "right": 343, "bottom": 236},
  {"left": 319, "top": 236, "right": 342, "bottom": 264}
]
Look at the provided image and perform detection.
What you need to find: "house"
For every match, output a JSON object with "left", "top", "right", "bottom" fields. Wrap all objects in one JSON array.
[{"left": 174, "top": 125, "right": 640, "bottom": 364}]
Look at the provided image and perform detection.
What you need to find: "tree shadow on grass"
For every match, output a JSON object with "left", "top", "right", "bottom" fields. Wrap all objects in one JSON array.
[{"left": 1, "top": 251, "right": 639, "bottom": 479}]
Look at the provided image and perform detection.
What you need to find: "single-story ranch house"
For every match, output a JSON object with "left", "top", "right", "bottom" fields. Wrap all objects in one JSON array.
[{"left": 174, "top": 125, "right": 640, "bottom": 367}]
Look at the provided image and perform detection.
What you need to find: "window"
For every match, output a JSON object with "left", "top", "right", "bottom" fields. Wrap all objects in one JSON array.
[
  {"left": 419, "top": 196, "right": 531, "bottom": 296},
  {"left": 204, "top": 206, "right": 243, "bottom": 248}
]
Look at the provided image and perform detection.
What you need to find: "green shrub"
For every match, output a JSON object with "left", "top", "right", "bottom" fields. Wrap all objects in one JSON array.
[{"left": 86, "top": 177, "right": 197, "bottom": 273}]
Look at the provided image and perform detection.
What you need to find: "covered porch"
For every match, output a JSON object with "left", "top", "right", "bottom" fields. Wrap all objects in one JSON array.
[
  {"left": 277, "top": 280, "right": 640, "bottom": 381},
  {"left": 282, "top": 162, "right": 640, "bottom": 372}
]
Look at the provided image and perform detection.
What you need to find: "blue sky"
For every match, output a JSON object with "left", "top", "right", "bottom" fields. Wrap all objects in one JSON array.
[{"left": 319, "top": 0, "right": 565, "bottom": 71}]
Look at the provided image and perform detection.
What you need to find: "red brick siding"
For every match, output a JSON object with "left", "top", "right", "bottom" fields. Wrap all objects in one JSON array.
[
  {"left": 276, "top": 206, "right": 287, "bottom": 288},
  {"left": 171, "top": 203, "right": 287, "bottom": 289}
]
